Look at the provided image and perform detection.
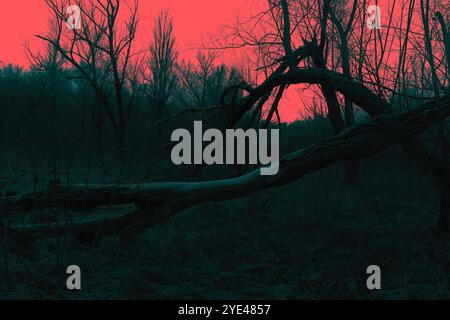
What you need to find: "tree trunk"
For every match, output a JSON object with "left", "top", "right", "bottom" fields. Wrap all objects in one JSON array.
[
  {"left": 438, "top": 178, "right": 450, "bottom": 237},
  {"left": 93, "top": 95, "right": 105, "bottom": 157},
  {"left": 117, "top": 123, "right": 126, "bottom": 162},
  {"left": 95, "top": 115, "right": 104, "bottom": 157},
  {"left": 311, "top": 43, "right": 358, "bottom": 183}
]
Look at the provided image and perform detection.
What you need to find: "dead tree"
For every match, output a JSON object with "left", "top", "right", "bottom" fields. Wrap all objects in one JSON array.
[
  {"left": 2, "top": 72, "right": 450, "bottom": 241},
  {"left": 146, "top": 8, "right": 178, "bottom": 120},
  {"left": 328, "top": 0, "right": 361, "bottom": 184},
  {"left": 205, "top": 0, "right": 449, "bottom": 232},
  {"left": 32, "top": 0, "right": 140, "bottom": 160}
]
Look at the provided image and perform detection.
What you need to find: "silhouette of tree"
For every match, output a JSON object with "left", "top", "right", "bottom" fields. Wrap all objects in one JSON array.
[
  {"left": 30, "top": 0, "right": 140, "bottom": 160},
  {"left": 146, "top": 8, "right": 178, "bottom": 120}
]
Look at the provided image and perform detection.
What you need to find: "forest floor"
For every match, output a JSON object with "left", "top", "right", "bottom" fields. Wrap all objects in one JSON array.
[{"left": 1, "top": 146, "right": 450, "bottom": 299}]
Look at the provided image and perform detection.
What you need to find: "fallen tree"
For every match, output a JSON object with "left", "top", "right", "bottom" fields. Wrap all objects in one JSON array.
[
  {"left": 235, "top": 67, "right": 449, "bottom": 188},
  {"left": 10, "top": 0, "right": 446, "bottom": 244},
  {"left": 2, "top": 93, "right": 449, "bottom": 239},
  {"left": 168, "top": 64, "right": 448, "bottom": 191}
]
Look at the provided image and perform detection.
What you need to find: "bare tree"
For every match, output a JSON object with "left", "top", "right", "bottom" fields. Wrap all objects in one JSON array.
[
  {"left": 328, "top": 0, "right": 360, "bottom": 183},
  {"left": 176, "top": 50, "right": 243, "bottom": 108},
  {"left": 182, "top": 0, "right": 450, "bottom": 233},
  {"left": 30, "top": 0, "right": 140, "bottom": 160},
  {"left": 146, "top": 8, "right": 178, "bottom": 121}
]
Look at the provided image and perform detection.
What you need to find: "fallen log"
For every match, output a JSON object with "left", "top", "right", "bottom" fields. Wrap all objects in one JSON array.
[
  {"left": 167, "top": 66, "right": 447, "bottom": 190},
  {"left": 2, "top": 94, "right": 449, "bottom": 237}
]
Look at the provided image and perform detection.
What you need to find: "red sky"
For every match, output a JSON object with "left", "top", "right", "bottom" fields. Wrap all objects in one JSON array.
[
  {"left": 0, "top": 1, "right": 433, "bottom": 123},
  {"left": 0, "top": 0, "right": 303, "bottom": 122},
  {"left": 0, "top": 0, "right": 256, "bottom": 63}
]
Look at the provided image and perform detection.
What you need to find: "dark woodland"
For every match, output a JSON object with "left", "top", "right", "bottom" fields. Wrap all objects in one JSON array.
[{"left": 0, "top": 0, "right": 450, "bottom": 299}]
